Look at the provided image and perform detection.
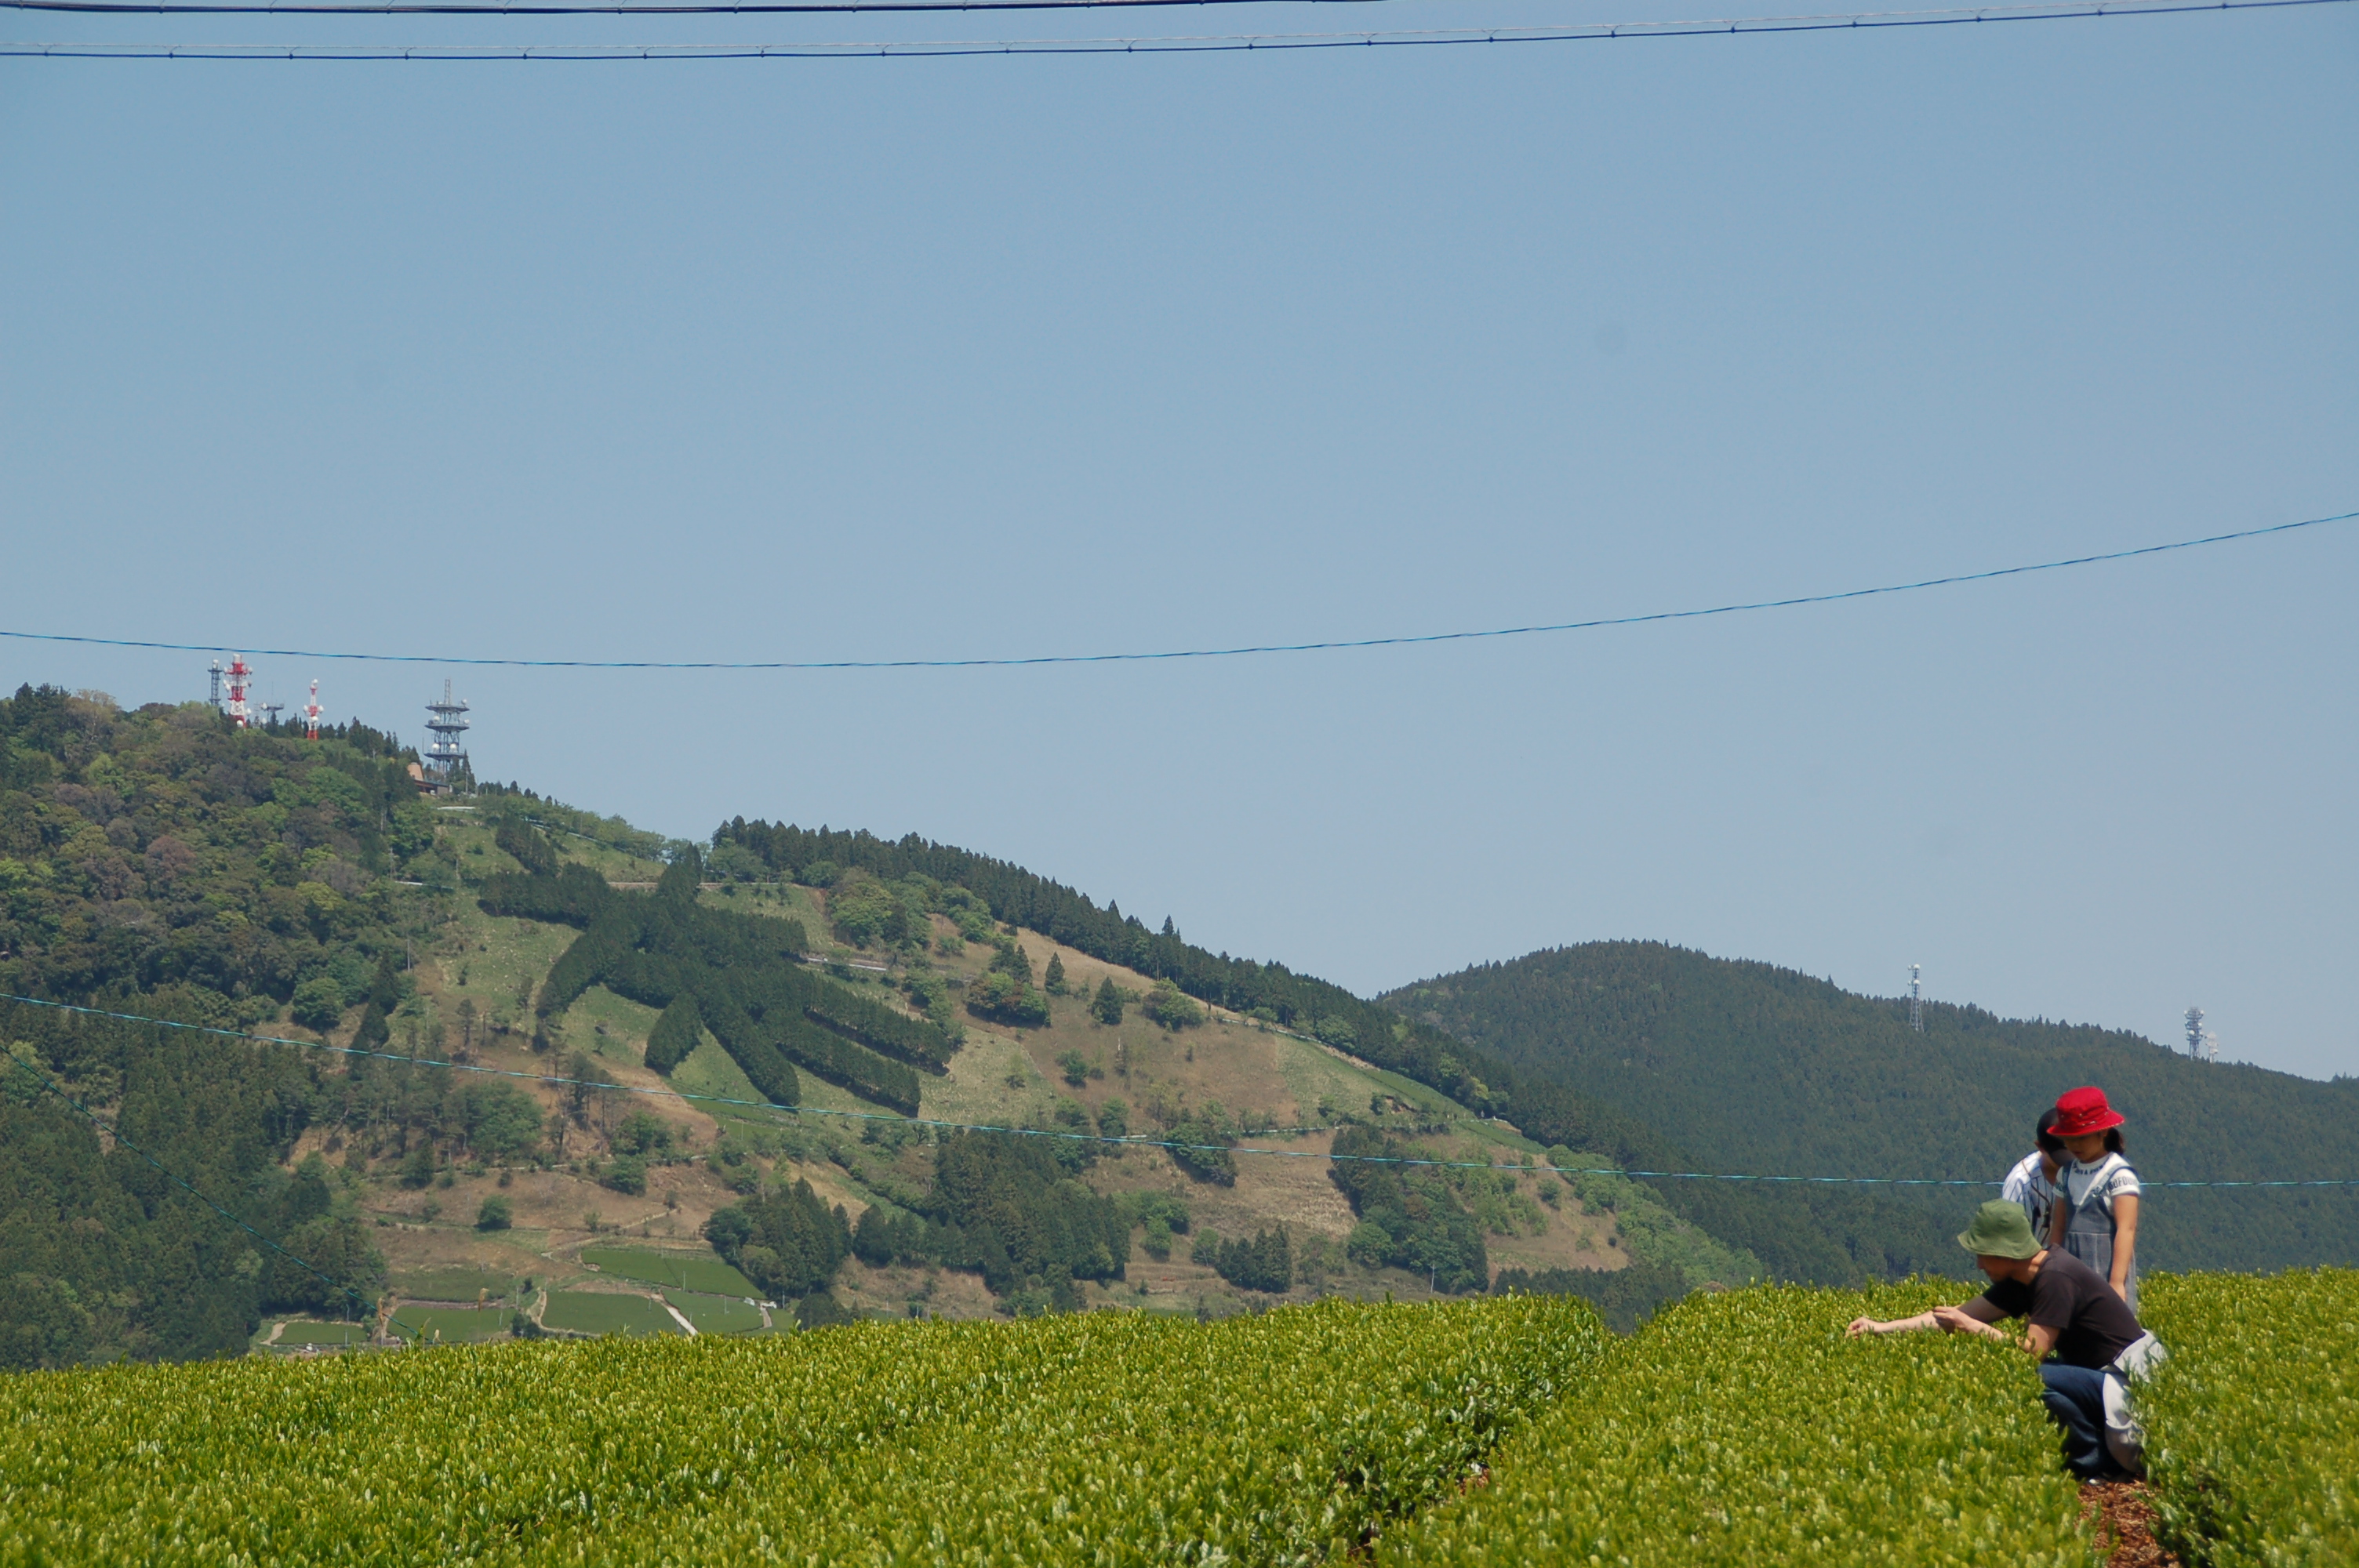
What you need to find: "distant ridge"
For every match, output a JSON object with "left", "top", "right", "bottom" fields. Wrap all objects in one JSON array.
[{"left": 1384, "top": 941, "right": 2359, "bottom": 1274}]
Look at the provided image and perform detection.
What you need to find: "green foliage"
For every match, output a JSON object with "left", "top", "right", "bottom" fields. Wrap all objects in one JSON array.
[
  {"left": 1490, "top": 1261, "right": 1693, "bottom": 1334},
  {"left": 1329, "top": 1127, "right": 1488, "bottom": 1293},
  {"left": 1090, "top": 975, "right": 1125, "bottom": 1025},
  {"left": 539, "top": 1290, "right": 682, "bottom": 1338},
  {"left": 1388, "top": 942, "right": 2359, "bottom": 1278},
  {"left": 1207, "top": 1226, "right": 1292, "bottom": 1293},
  {"left": 0, "top": 1294, "right": 1608, "bottom": 1563},
  {"left": 582, "top": 1247, "right": 758, "bottom": 1298},
  {"left": 611, "top": 1109, "right": 675, "bottom": 1157},
  {"left": 474, "top": 1195, "right": 513, "bottom": 1232},
  {"left": 478, "top": 862, "right": 612, "bottom": 927},
  {"left": 0, "top": 687, "right": 421, "bottom": 1013},
  {"left": 642, "top": 993, "right": 703, "bottom": 1075},
  {"left": 1141, "top": 978, "right": 1204, "bottom": 1031},
  {"left": 511, "top": 866, "right": 949, "bottom": 1114},
  {"left": 289, "top": 975, "right": 347, "bottom": 1032},
  {"left": 703, "top": 1180, "right": 849, "bottom": 1300},
  {"left": 460, "top": 1080, "right": 544, "bottom": 1163},
  {"left": 1376, "top": 1282, "right": 2088, "bottom": 1568},
  {"left": 0, "top": 1274, "right": 93, "bottom": 1371},
  {"left": 0, "top": 1000, "right": 387, "bottom": 1363},
  {"left": 965, "top": 968, "right": 1050, "bottom": 1029},
  {"left": 599, "top": 1155, "right": 649, "bottom": 1196},
  {"left": 1164, "top": 1108, "right": 1238, "bottom": 1186},
  {"left": 2143, "top": 1269, "right": 2359, "bottom": 1566},
  {"left": 1094, "top": 1098, "right": 1129, "bottom": 1139},
  {"left": 1142, "top": 1217, "right": 1173, "bottom": 1259},
  {"left": 1056, "top": 1049, "right": 1089, "bottom": 1087},
  {"left": 398, "top": 1142, "right": 437, "bottom": 1189},
  {"left": 1043, "top": 952, "right": 1067, "bottom": 996},
  {"left": 493, "top": 815, "right": 558, "bottom": 878},
  {"left": 820, "top": 862, "right": 911, "bottom": 948}
]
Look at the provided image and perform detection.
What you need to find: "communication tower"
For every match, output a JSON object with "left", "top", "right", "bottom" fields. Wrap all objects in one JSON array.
[
  {"left": 304, "top": 680, "right": 323, "bottom": 742},
  {"left": 1909, "top": 964, "right": 1923, "bottom": 1033},
  {"left": 260, "top": 699, "right": 285, "bottom": 729},
  {"left": 2185, "top": 1005, "right": 2219, "bottom": 1064},
  {"left": 224, "top": 655, "right": 254, "bottom": 728},
  {"left": 422, "top": 679, "right": 471, "bottom": 791},
  {"left": 208, "top": 659, "right": 224, "bottom": 709}
]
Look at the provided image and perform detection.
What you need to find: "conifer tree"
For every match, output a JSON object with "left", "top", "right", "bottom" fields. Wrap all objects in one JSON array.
[
  {"left": 1044, "top": 953, "right": 1067, "bottom": 996},
  {"left": 1091, "top": 977, "right": 1125, "bottom": 1026}
]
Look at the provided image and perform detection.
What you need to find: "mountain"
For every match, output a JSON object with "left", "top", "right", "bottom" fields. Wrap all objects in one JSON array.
[
  {"left": 2, "top": 685, "right": 1739, "bottom": 1369},
  {"left": 1382, "top": 941, "right": 2359, "bottom": 1276}
]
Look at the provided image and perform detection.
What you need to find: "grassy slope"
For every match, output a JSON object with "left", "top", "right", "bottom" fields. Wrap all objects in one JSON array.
[{"left": 283, "top": 811, "right": 1734, "bottom": 1334}]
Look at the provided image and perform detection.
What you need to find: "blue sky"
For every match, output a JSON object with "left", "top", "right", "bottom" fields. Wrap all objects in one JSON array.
[{"left": 4, "top": 6, "right": 2354, "bottom": 1081}]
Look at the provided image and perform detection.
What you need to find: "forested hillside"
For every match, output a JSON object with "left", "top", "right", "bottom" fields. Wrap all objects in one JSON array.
[
  {"left": 1384, "top": 942, "right": 2359, "bottom": 1274},
  {"left": 5, "top": 684, "right": 1692, "bottom": 1369},
  {"left": 709, "top": 821, "right": 1990, "bottom": 1285},
  {"left": 0, "top": 687, "right": 434, "bottom": 1363}
]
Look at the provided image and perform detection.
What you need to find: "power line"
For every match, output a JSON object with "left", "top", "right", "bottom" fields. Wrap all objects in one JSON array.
[
  {"left": 8, "top": 994, "right": 2354, "bottom": 1189},
  {"left": 3, "top": 1047, "right": 426, "bottom": 1341},
  {"left": 16, "top": 0, "right": 1418, "bottom": 13},
  {"left": 3, "top": 0, "right": 2346, "bottom": 52},
  {"left": 1, "top": 506, "right": 2347, "bottom": 663}
]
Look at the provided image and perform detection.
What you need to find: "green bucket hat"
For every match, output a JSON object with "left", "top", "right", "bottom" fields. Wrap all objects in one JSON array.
[{"left": 1957, "top": 1200, "right": 2041, "bottom": 1261}]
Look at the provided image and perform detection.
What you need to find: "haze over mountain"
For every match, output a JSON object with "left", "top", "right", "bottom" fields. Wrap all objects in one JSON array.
[{"left": 1384, "top": 941, "right": 2359, "bottom": 1275}]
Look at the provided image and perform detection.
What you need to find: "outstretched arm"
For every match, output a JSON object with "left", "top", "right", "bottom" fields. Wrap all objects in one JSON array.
[{"left": 1848, "top": 1297, "right": 2007, "bottom": 1340}]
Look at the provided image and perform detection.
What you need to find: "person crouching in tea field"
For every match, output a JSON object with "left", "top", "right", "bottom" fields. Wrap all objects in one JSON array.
[{"left": 1846, "top": 1200, "right": 2166, "bottom": 1482}]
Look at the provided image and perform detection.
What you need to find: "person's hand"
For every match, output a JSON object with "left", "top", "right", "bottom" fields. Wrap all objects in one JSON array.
[
  {"left": 1845, "top": 1316, "right": 1883, "bottom": 1338},
  {"left": 1931, "top": 1305, "right": 1984, "bottom": 1336}
]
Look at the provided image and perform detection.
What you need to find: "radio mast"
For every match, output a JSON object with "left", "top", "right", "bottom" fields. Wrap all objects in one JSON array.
[
  {"left": 1908, "top": 964, "right": 1923, "bottom": 1033},
  {"left": 304, "top": 680, "right": 323, "bottom": 742},
  {"left": 2185, "top": 1005, "right": 2218, "bottom": 1064},
  {"left": 224, "top": 655, "right": 254, "bottom": 729},
  {"left": 422, "top": 680, "right": 471, "bottom": 792}
]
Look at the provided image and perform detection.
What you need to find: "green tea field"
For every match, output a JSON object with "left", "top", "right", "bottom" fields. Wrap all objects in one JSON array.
[{"left": 5, "top": 1273, "right": 2350, "bottom": 1566}]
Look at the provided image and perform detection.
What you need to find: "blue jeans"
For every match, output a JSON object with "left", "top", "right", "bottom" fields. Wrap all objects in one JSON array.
[{"left": 2040, "top": 1363, "right": 2114, "bottom": 1479}]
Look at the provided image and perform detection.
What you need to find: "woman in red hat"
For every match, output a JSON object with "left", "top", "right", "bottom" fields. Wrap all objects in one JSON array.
[{"left": 2046, "top": 1086, "right": 2142, "bottom": 1312}]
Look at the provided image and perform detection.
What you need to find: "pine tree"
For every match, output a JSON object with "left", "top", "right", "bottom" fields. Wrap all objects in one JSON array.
[
  {"left": 1091, "top": 977, "right": 1125, "bottom": 1026},
  {"left": 1044, "top": 953, "right": 1067, "bottom": 996}
]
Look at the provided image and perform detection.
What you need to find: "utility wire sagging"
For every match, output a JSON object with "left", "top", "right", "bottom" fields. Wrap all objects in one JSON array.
[{"left": 0, "top": 506, "right": 2350, "bottom": 664}]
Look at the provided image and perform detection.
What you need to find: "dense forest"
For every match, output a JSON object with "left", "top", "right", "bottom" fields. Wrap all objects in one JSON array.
[
  {"left": 1386, "top": 941, "right": 2359, "bottom": 1275},
  {"left": 0, "top": 688, "right": 464, "bottom": 1367}
]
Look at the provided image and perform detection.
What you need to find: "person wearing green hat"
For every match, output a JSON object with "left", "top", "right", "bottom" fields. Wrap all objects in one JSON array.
[{"left": 1846, "top": 1199, "right": 2166, "bottom": 1482}]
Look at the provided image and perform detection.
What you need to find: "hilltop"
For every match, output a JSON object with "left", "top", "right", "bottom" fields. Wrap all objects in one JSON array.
[{"left": 1382, "top": 941, "right": 2359, "bottom": 1276}]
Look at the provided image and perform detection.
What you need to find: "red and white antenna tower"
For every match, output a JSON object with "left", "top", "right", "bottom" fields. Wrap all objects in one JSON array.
[
  {"left": 224, "top": 655, "right": 254, "bottom": 729},
  {"left": 304, "top": 679, "right": 323, "bottom": 742}
]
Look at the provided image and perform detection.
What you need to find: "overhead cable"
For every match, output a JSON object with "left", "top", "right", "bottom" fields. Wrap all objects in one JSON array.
[
  {"left": 0, "top": 505, "right": 2347, "bottom": 664},
  {"left": 8, "top": 995, "right": 2354, "bottom": 1189}
]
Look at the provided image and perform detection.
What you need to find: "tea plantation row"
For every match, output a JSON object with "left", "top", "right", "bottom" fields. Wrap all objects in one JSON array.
[{"left": 2, "top": 1272, "right": 2347, "bottom": 1565}]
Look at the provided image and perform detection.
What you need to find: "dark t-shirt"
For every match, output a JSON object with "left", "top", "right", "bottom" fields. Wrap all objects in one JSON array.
[{"left": 1976, "top": 1247, "right": 2144, "bottom": 1369}]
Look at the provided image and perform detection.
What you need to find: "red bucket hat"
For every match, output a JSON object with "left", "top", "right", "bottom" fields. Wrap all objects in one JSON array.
[{"left": 2052, "top": 1086, "right": 2126, "bottom": 1138}]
